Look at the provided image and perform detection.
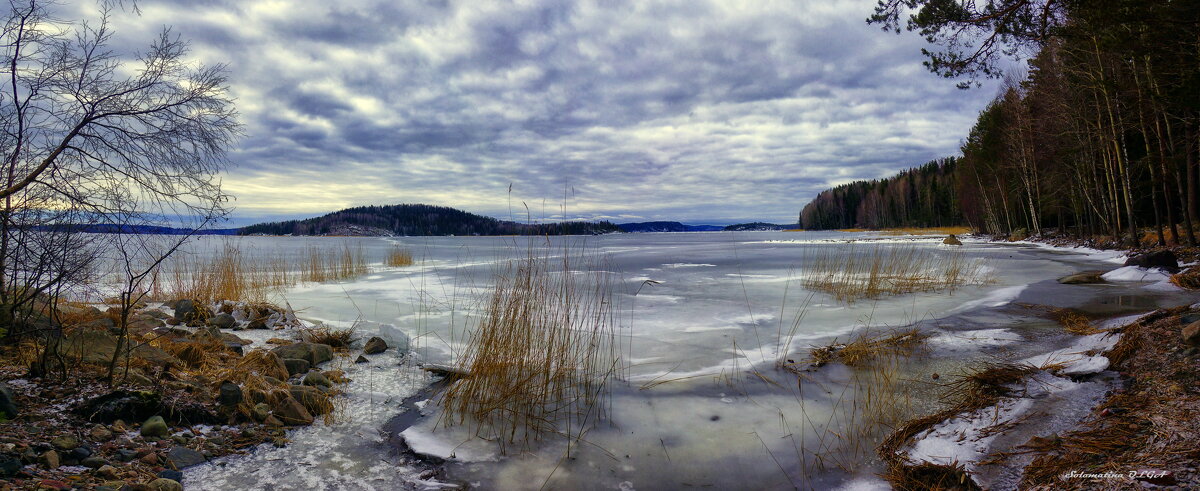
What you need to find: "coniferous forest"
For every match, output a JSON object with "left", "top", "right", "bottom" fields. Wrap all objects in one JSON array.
[{"left": 802, "top": 1, "right": 1200, "bottom": 247}]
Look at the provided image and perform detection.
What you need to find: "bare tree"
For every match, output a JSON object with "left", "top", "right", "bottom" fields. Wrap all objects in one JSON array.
[{"left": 0, "top": 0, "right": 239, "bottom": 373}]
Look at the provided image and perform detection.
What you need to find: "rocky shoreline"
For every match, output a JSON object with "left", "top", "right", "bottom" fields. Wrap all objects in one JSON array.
[{"left": 0, "top": 298, "right": 406, "bottom": 490}]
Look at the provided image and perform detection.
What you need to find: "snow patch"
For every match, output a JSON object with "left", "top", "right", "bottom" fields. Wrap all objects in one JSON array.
[
  {"left": 1101, "top": 266, "right": 1172, "bottom": 283},
  {"left": 928, "top": 329, "right": 1022, "bottom": 349}
]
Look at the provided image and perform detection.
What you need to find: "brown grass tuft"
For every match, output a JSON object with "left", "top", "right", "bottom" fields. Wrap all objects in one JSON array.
[
  {"left": 1170, "top": 265, "right": 1200, "bottom": 290},
  {"left": 384, "top": 246, "right": 414, "bottom": 267},
  {"left": 881, "top": 461, "right": 982, "bottom": 491},
  {"left": 801, "top": 245, "right": 991, "bottom": 303},
  {"left": 299, "top": 325, "right": 356, "bottom": 350},
  {"left": 1053, "top": 309, "right": 1101, "bottom": 335},
  {"left": 804, "top": 328, "right": 929, "bottom": 368}
]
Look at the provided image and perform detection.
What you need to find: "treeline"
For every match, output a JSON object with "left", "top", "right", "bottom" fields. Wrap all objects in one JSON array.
[
  {"left": 800, "top": 158, "right": 962, "bottom": 230},
  {"left": 239, "top": 204, "right": 620, "bottom": 236},
  {"left": 852, "top": 1, "right": 1200, "bottom": 246}
]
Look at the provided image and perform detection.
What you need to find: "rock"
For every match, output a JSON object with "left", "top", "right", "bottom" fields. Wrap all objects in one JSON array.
[
  {"left": 0, "top": 382, "right": 18, "bottom": 419},
  {"left": 158, "top": 469, "right": 184, "bottom": 482},
  {"left": 66, "top": 444, "right": 92, "bottom": 461},
  {"left": 289, "top": 385, "right": 332, "bottom": 415},
  {"left": 272, "top": 396, "right": 314, "bottom": 426},
  {"left": 140, "top": 416, "right": 169, "bottom": 439},
  {"left": 355, "top": 355, "right": 369, "bottom": 364},
  {"left": 302, "top": 371, "right": 331, "bottom": 388},
  {"left": 251, "top": 403, "right": 270, "bottom": 422},
  {"left": 140, "top": 452, "right": 160, "bottom": 465},
  {"left": 1124, "top": 250, "right": 1179, "bottom": 273},
  {"left": 50, "top": 435, "right": 78, "bottom": 451},
  {"left": 1058, "top": 271, "right": 1106, "bottom": 284},
  {"left": 0, "top": 454, "right": 21, "bottom": 476},
  {"left": 173, "top": 299, "right": 210, "bottom": 324},
  {"left": 207, "top": 313, "right": 236, "bottom": 329},
  {"left": 942, "top": 234, "right": 962, "bottom": 246},
  {"left": 247, "top": 316, "right": 269, "bottom": 329},
  {"left": 224, "top": 342, "right": 245, "bottom": 356},
  {"left": 61, "top": 331, "right": 180, "bottom": 368},
  {"left": 218, "top": 383, "right": 242, "bottom": 407},
  {"left": 282, "top": 358, "right": 310, "bottom": 377},
  {"left": 149, "top": 478, "right": 184, "bottom": 491},
  {"left": 271, "top": 342, "right": 334, "bottom": 366},
  {"left": 80, "top": 456, "right": 107, "bottom": 468},
  {"left": 422, "top": 363, "right": 470, "bottom": 380},
  {"left": 100, "top": 482, "right": 126, "bottom": 491},
  {"left": 96, "top": 464, "right": 119, "bottom": 478},
  {"left": 266, "top": 338, "right": 292, "bottom": 345},
  {"left": 1183, "top": 321, "right": 1200, "bottom": 347},
  {"left": 115, "top": 449, "right": 138, "bottom": 462},
  {"left": 377, "top": 323, "right": 411, "bottom": 353},
  {"left": 165, "top": 446, "right": 205, "bottom": 469},
  {"left": 39, "top": 450, "right": 59, "bottom": 469},
  {"left": 36, "top": 479, "right": 69, "bottom": 490},
  {"left": 89, "top": 426, "right": 113, "bottom": 442},
  {"left": 363, "top": 336, "right": 388, "bottom": 354},
  {"left": 263, "top": 415, "right": 284, "bottom": 427}
]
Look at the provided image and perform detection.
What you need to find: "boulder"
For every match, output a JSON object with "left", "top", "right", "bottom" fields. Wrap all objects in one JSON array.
[
  {"left": 89, "top": 425, "right": 113, "bottom": 442},
  {"left": 76, "top": 390, "right": 162, "bottom": 424},
  {"left": 207, "top": 313, "right": 236, "bottom": 329},
  {"left": 62, "top": 331, "right": 180, "bottom": 368},
  {"left": 377, "top": 324, "right": 411, "bottom": 353},
  {"left": 165, "top": 446, "right": 205, "bottom": 469},
  {"left": 282, "top": 358, "right": 310, "bottom": 377},
  {"left": 0, "top": 454, "right": 19, "bottom": 477},
  {"left": 50, "top": 435, "right": 79, "bottom": 451},
  {"left": 140, "top": 415, "right": 170, "bottom": 439},
  {"left": 942, "top": 234, "right": 962, "bottom": 246},
  {"left": 39, "top": 450, "right": 59, "bottom": 469},
  {"left": 289, "top": 385, "right": 332, "bottom": 415},
  {"left": 157, "top": 469, "right": 184, "bottom": 482},
  {"left": 80, "top": 456, "right": 107, "bottom": 468},
  {"left": 1124, "top": 250, "right": 1179, "bottom": 273},
  {"left": 0, "top": 382, "right": 17, "bottom": 419},
  {"left": 272, "top": 396, "right": 314, "bottom": 426},
  {"left": 355, "top": 355, "right": 369, "bottom": 364},
  {"left": 363, "top": 336, "right": 388, "bottom": 354},
  {"left": 173, "top": 299, "right": 210, "bottom": 324},
  {"left": 271, "top": 342, "right": 334, "bottom": 366},
  {"left": 149, "top": 478, "right": 184, "bottom": 491},
  {"left": 1058, "top": 271, "right": 1106, "bottom": 284},
  {"left": 1183, "top": 321, "right": 1200, "bottom": 347},
  {"left": 302, "top": 371, "right": 331, "bottom": 388},
  {"left": 251, "top": 403, "right": 270, "bottom": 422},
  {"left": 218, "top": 383, "right": 242, "bottom": 407}
]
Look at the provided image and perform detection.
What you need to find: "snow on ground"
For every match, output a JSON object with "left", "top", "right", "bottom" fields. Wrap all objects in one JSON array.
[
  {"left": 1023, "top": 331, "right": 1120, "bottom": 376},
  {"left": 1010, "top": 240, "right": 1128, "bottom": 264},
  {"left": 927, "top": 328, "right": 1023, "bottom": 350},
  {"left": 1102, "top": 266, "right": 1173, "bottom": 282}
]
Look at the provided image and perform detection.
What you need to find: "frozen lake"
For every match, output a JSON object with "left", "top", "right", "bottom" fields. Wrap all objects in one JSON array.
[{"left": 179, "top": 231, "right": 1195, "bottom": 490}]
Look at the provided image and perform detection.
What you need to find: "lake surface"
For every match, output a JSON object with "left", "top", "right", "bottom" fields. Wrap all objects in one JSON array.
[{"left": 178, "top": 231, "right": 1195, "bottom": 490}]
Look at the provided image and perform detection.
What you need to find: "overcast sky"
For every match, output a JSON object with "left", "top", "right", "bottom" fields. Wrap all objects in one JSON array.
[{"left": 87, "top": 0, "right": 998, "bottom": 226}]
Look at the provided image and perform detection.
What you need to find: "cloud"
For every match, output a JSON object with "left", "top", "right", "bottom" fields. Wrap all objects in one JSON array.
[{"left": 97, "top": 0, "right": 996, "bottom": 224}]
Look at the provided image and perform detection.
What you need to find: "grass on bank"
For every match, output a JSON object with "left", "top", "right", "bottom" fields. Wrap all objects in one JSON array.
[
  {"left": 384, "top": 246, "right": 415, "bottom": 267},
  {"left": 801, "top": 245, "right": 992, "bottom": 303},
  {"left": 438, "top": 243, "right": 618, "bottom": 454},
  {"left": 834, "top": 227, "right": 973, "bottom": 236}
]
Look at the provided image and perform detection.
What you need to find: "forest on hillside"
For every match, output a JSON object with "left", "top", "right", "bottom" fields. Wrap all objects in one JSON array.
[
  {"left": 803, "top": 1, "right": 1200, "bottom": 247},
  {"left": 239, "top": 204, "right": 620, "bottom": 236}
]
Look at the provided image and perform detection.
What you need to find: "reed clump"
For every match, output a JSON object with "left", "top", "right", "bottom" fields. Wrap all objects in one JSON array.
[
  {"left": 803, "top": 328, "right": 930, "bottom": 368},
  {"left": 301, "top": 242, "right": 368, "bottom": 283},
  {"left": 299, "top": 325, "right": 356, "bottom": 350},
  {"left": 384, "top": 246, "right": 414, "bottom": 267},
  {"left": 801, "top": 244, "right": 991, "bottom": 303},
  {"left": 438, "top": 244, "right": 617, "bottom": 453},
  {"left": 1053, "top": 309, "right": 1101, "bottom": 335}
]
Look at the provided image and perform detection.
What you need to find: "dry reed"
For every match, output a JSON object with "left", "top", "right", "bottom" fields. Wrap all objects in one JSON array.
[
  {"left": 299, "top": 325, "right": 357, "bottom": 350},
  {"left": 438, "top": 243, "right": 617, "bottom": 454},
  {"left": 384, "top": 246, "right": 414, "bottom": 267},
  {"left": 801, "top": 244, "right": 991, "bottom": 303}
]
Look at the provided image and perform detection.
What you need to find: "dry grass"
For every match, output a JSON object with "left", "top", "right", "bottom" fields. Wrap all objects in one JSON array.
[
  {"left": 881, "top": 462, "right": 982, "bottom": 491},
  {"left": 1053, "top": 309, "right": 1101, "bottom": 335},
  {"left": 800, "top": 328, "right": 929, "bottom": 368},
  {"left": 1170, "top": 265, "right": 1200, "bottom": 289},
  {"left": 301, "top": 243, "right": 368, "bottom": 283},
  {"left": 299, "top": 325, "right": 356, "bottom": 350},
  {"left": 438, "top": 243, "right": 617, "bottom": 454},
  {"left": 384, "top": 246, "right": 414, "bottom": 267},
  {"left": 801, "top": 245, "right": 991, "bottom": 303}
]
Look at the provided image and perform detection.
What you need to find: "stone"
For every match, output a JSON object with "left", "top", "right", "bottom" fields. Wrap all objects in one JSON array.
[
  {"left": 1124, "top": 250, "right": 1179, "bottom": 273},
  {"left": 363, "top": 336, "right": 388, "bottom": 354},
  {"left": 140, "top": 452, "right": 160, "bottom": 465},
  {"left": 81, "top": 456, "right": 107, "bottom": 468},
  {"left": 173, "top": 299, "right": 210, "bottom": 324},
  {"left": 218, "top": 383, "right": 242, "bottom": 407},
  {"left": 61, "top": 331, "right": 180, "bottom": 368},
  {"left": 89, "top": 426, "right": 113, "bottom": 442},
  {"left": 302, "top": 371, "right": 331, "bottom": 388},
  {"left": 942, "top": 234, "right": 962, "bottom": 246},
  {"left": 39, "top": 450, "right": 59, "bottom": 469},
  {"left": 282, "top": 358, "right": 310, "bottom": 377},
  {"left": 263, "top": 415, "right": 284, "bottom": 427},
  {"left": 50, "top": 435, "right": 79, "bottom": 451},
  {"left": 272, "top": 396, "right": 313, "bottom": 426},
  {"left": 67, "top": 445, "right": 92, "bottom": 461},
  {"left": 0, "top": 382, "right": 18, "bottom": 419},
  {"left": 251, "top": 403, "right": 270, "bottom": 422},
  {"left": 207, "top": 313, "right": 236, "bottom": 329},
  {"left": 1183, "top": 321, "right": 1200, "bottom": 347},
  {"left": 1058, "top": 271, "right": 1106, "bottom": 284},
  {"left": 165, "top": 446, "right": 205, "bottom": 469},
  {"left": 140, "top": 416, "right": 169, "bottom": 439},
  {"left": 115, "top": 449, "right": 138, "bottom": 462},
  {"left": 271, "top": 342, "right": 334, "bottom": 366},
  {"left": 149, "top": 478, "right": 184, "bottom": 491},
  {"left": 355, "top": 355, "right": 369, "bottom": 364},
  {"left": 377, "top": 324, "right": 411, "bottom": 353},
  {"left": 247, "top": 316, "right": 269, "bottom": 329},
  {"left": 289, "top": 385, "right": 332, "bottom": 416},
  {"left": 96, "top": 464, "right": 119, "bottom": 478},
  {"left": 0, "top": 454, "right": 21, "bottom": 476},
  {"left": 158, "top": 469, "right": 184, "bottom": 482}
]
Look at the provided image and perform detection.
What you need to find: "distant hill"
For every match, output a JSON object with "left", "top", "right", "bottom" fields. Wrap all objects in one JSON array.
[
  {"left": 722, "top": 222, "right": 795, "bottom": 231},
  {"left": 616, "top": 221, "right": 723, "bottom": 233},
  {"left": 35, "top": 224, "right": 239, "bottom": 235},
  {"left": 238, "top": 204, "right": 620, "bottom": 236}
]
